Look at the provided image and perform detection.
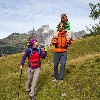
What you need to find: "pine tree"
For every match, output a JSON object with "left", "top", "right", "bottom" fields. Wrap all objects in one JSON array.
[{"left": 87, "top": 2, "right": 100, "bottom": 36}]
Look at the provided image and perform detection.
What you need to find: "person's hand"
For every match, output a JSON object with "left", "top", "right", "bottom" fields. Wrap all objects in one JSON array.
[
  {"left": 42, "top": 47, "right": 47, "bottom": 53},
  {"left": 45, "top": 48, "right": 47, "bottom": 52},
  {"left": 41, "top": 48, "right": 45, "bottom": 52},
  {"left": 20, "top": 65, "right": 23, "bottom": 69}
]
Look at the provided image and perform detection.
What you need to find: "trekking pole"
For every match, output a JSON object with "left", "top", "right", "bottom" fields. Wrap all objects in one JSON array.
[{"left": 18, "top": 69, "right": 22, "bottom": 97}]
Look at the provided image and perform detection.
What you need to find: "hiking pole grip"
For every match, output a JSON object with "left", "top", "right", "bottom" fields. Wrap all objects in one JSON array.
[{"left": 19, "top": 69, "right": 22, "bottom": 82}]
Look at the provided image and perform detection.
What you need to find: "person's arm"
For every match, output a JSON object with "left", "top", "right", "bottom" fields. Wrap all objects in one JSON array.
[
  {"left": 51, "top": 37, "right": 57, "bottom": 45},
  {"left": 65, "top": 21, "right": 70, "bottom": 31},
  {"left": 67, "top": 38, "right": 74, "bottom": 46},
  {"left": 20, "top": 48, "right": 30, "bottom": 66},
  {"left": 40, "top": 48, "right": 47, "bottom": 59}
]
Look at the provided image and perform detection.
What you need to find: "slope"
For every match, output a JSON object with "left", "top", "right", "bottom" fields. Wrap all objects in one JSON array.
[{"left": 0, "top": 35, "right": 100, "bottom": 100}]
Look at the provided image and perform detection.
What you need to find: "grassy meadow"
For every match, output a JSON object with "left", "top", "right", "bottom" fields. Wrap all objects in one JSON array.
[{"left": 0, "top": 35, "right": 100, "bottom": 100}]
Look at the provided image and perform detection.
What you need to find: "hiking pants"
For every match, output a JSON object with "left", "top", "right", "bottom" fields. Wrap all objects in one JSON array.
[
  {"left": 54, "top": 52, "right": 67, "bottom": 80},
  {"left": 25, "top": 67, "right": 40, "bottom": 97}
]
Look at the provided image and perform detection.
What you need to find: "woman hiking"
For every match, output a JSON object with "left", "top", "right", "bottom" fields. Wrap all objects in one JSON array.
[{"left": 20, "top": 38, "right": 47, "bottom": 100}]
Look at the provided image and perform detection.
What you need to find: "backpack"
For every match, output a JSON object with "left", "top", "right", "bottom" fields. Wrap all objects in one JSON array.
[{"left": 28, "top": 48, "right": 41, "bottom": 68}]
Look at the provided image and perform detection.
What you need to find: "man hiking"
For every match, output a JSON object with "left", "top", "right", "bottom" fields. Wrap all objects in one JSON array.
[{"left": 51, "top": 14, "right": 73, "bottom": 82}]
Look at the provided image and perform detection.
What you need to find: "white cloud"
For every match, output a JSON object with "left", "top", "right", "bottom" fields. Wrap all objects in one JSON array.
[
  {"left": 70, "top": 16, "right": 99, "bottom": 32},
  {"left": 0, "top": 0, "right": 99, "bottom": 39}
]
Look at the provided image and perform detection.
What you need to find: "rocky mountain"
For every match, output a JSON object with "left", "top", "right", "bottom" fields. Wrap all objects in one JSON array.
[
  {"left": 0, "top": 33, "right": 29, "bottom": 47},
  {"left": 0, "top": 25, "right": 54, "bottom": 56},
  {"left": 72, "top": 30, "right": 87, "bottom": 40},
  {"left": 27, "top": 25, "right": 54, "bottom": 46},
  {"left": 0, "top": 26, "right": 86, "bottom": 47},
  {"left": 0, "top": 41, "right": 8, "bottom": 46},
  {"left": 0, "top": 25, "right": 87, "bottom": 56}
]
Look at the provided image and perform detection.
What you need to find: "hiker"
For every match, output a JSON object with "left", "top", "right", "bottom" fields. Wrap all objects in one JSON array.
[
  {"left": 51, "top": 20, "right": 73, "bottom": 82},
  {"left": 20, "top": 38, "right": 47, "bottom": 100},
  {"left": 53, "top": 13, "right": 71, "bottom": 44}
]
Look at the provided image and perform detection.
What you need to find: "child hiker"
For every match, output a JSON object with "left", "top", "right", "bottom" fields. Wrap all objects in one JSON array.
[
  {"left": 51, "top": 20, "right": 73, "bottom": 83},
  {"left": 53, "top": 13, "right": 71, "bottom": 44},
  {"left": 20, "top": 38, "right": 47, "bottom": 100}
]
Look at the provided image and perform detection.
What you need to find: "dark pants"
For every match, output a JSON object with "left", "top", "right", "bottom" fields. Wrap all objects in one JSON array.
[{"left": 53, "top": 52, "right": 67, "bottom": 80}]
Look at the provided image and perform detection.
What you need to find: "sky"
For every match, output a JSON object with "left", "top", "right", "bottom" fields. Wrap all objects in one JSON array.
[{"left": 0, "top": 0, "right": 99, "bottom": 39}]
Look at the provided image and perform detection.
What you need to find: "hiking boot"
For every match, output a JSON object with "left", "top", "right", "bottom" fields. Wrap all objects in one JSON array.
[
  {"left": 59, "top": 80, "right": 63, "bottom": 83},
  {"left": 52, "top": 79, "right": 57, "bottom": 82},
  {"left": 26, "top": 91, "right": 30, "bottom": 96},
  {"left": 30, "top": 96, "right": 36, "bottom": 100}
]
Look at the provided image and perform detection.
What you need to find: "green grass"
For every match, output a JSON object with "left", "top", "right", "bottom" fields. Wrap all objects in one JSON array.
[
  {"left": 0, "top": 35, "right": 100, "bottom": 100},
  {"left": 67, "top": 35, "right": 100, "bottom": 60}
]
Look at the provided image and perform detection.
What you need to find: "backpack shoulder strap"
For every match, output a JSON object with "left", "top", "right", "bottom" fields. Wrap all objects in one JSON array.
[
  {"left": 30, "top": 47, "right": 41, "bottom": 56},
  {"left": 38, "top": 47, "right": 41, "bottom": 54},
  {"left": 29, "top": 48, "right": 32, "bottom": 56}
]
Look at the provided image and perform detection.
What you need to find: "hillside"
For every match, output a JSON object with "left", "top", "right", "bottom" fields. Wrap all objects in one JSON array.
[{"left": 0, "top": 35, "right": 100, "bottom": 100}]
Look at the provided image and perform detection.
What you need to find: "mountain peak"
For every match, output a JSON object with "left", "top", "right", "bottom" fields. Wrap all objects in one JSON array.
[{"left": 41, "top": 25, "right": 50, "bottom": 33}]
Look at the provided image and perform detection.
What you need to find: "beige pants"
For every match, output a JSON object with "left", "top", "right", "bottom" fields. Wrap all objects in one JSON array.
[{"left": 25, "top": 67, "right": 40, "bottom": 97}]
